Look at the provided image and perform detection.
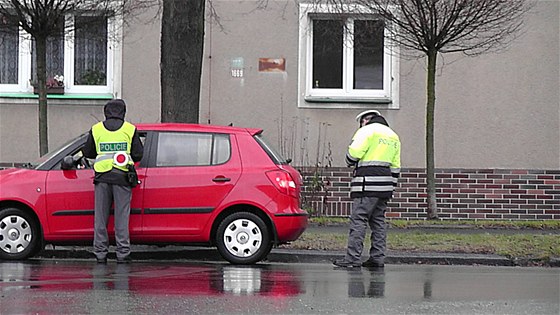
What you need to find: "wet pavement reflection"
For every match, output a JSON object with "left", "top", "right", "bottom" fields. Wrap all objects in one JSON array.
[
  {"left": 0, "top": 260, "right": 558, "bottom": 314},
  {"left": 0, "top": 261, "right": 302, "bottom": 295}
]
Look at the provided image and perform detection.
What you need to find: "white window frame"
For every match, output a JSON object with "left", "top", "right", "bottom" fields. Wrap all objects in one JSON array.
[
  {"left": 298, "top": 3, "right": 399, "bottom": 109},
  {"left": 0, "top": 14, "right": 122, "bottom": 96}
]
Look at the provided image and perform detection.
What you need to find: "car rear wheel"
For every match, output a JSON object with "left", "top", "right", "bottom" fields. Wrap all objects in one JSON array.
[
  {"left": 216, "top": 212, "right": 272, "bottom": 264},
  {"left": 0, "top": 208, "right": 41, "bottom": 260}
]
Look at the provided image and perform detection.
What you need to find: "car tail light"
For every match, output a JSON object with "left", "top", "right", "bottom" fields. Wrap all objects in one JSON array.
[{"left": 266, "top": 170, "right": 298, "bottom": 198}]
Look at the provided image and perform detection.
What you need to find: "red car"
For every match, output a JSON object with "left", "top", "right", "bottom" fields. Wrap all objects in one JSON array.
[{"left": 0, "top": 123, "right": 308, "bottom": 264}]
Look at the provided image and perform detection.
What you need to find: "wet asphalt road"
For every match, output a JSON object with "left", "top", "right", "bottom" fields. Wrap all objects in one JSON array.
[{"left": 0, "top": 260, "right": 558, "bottom": 314}]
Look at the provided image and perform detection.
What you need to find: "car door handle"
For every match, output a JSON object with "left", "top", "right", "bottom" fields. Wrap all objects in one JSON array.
[{"left": 212, "top": 176, "right": 231, "bottom": 182}]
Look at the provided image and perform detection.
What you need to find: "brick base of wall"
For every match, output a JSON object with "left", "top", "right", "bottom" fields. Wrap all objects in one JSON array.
[{"left": 299, "top": 167, "right": 560, "bottom": 221}]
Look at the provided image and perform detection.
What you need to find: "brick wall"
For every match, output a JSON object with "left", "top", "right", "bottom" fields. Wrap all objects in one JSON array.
[{"left": 299, "top": 167, "right": 560, "bottom": 220}]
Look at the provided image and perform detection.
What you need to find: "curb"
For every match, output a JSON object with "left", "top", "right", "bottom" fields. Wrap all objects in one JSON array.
[
  {"left": 36, "top": 245, "right": 525, "bottom": 267},
  {"left": 267, "top": 249, "right": 515, "bottom": 266}
]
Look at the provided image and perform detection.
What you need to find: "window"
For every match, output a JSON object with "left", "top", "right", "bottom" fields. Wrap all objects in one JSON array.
[
  {"left": 0, "top": 15, "right": 19, "bottom": 85},
  {"left": 30, "top": 19, "right": 64, "bottom": 84},
  {"left": 0, "top": 14, "right": 120, "bottom": 95},
  {"left": 298, "top": 4, "right": 399, "bottom": 108},
  {"left": 156, "top": 132, "right": 231, "bottom": 167},
  {"left": 73, "top": 16, "right": 109, "bottom": 87}
]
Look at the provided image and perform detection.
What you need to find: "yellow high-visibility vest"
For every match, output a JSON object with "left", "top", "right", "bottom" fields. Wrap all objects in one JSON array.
[
  {"left": 92, "top": 121, "right": 135, "bottom": 173},
  {"left": 348, "top": 123, "right": 401, "bottom": 170}
]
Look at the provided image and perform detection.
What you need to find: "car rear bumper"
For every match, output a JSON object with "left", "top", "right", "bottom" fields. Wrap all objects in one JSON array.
[{"left": 273, "top": 212, "right": 308, "bottom": 243}]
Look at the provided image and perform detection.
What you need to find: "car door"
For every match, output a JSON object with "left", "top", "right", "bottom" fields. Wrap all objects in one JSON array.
[
  {"left": 45, "top": 136, "right": 146, "bottom": 238},
  {"left": 141, "top": 131, "right": 241, "bottom": 237}
]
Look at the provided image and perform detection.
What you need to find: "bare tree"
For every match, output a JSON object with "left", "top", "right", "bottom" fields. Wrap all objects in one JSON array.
[
  {"left": 307, "top": 0, "right": 531, "bottom": 219},
  {"left": 0, "top": 0, "right": 157, "bottom": 156}
]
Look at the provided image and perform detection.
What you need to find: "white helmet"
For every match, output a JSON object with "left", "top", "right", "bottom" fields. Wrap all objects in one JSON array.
[{"left": 355, "top": 110, "right": 381, "bottom": 122}]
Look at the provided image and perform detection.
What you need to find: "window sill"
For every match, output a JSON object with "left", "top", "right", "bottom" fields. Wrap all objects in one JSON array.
[
  {"left": 304, "top": 95, "right": 392, "bottom": 104},
  {"left": 0, "top": 92, "right": 114, "bottom": 100},
  {"left": 300, "top": 95, "right": 397, "bottom": 109}
]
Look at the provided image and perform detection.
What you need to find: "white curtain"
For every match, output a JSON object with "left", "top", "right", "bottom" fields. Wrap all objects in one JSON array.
[
  {"left": 74, "top": 16, "right": 107, "bottom": 85},
  {"left": 0, "top": 18, "right": 18, "bottom": 84}
]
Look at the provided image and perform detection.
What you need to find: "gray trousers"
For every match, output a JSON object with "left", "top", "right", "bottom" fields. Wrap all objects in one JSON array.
[
  {"left": 94, "top": 182, "right": 132, "bottom": 260},
  {"left": 344, "top": 196, "right": 388, "bottom": 264}
]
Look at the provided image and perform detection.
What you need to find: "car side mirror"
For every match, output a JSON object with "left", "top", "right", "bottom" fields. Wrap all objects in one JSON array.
[{"left": 61, "top": 156, "right": 76, "bottom": 170}]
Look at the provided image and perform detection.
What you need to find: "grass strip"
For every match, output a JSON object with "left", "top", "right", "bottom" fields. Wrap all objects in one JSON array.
[
  {"left": 283, "top": 230, "right": 560, "bottom": 262},
  {"left": 309, "top": 217, "right": 560, "bottom": 230}
]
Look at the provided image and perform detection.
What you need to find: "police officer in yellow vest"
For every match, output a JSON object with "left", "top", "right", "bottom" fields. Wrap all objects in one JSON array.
[
  {"left": 83, "top": 99, "right": 143, "bottom": 264},
  {"left": 333, "top": 110, "right": 401, "bottom": 269}
]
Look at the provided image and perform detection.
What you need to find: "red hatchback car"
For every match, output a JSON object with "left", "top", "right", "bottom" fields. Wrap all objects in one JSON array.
[{"left": 0, "top": 123, "right": 308, "bottom": 264}]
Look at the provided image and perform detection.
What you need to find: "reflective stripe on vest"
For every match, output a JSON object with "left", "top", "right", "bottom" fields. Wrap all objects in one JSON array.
[
  {"left": 350, "top": 176, "right": 395, "bottom": 193},
  {"left": 92, "top": 121, "right": 135, "bottom": 173},
  {"left": 94, "top": 152, "right": 133, "bottom": 165},
  {"left": 357, "top": 160, "right": 391, "bottom": 167}
]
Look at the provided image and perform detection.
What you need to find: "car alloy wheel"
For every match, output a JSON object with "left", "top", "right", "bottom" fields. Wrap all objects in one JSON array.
[
  {"left": 0, "top": 208, "right": 41, "bottom": 260},
  {"left": 216, "top": 212, "right": 272, "bottom": 264}
]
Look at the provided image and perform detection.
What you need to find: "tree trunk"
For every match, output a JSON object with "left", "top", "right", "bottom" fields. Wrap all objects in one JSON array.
[
  {"left": 426, "top": 49, "right": 438, "bottom": 219},
  {"left": 36, "top": 36, "right": 49, "bottom": 156},
  {"left": 161, "top": 0, "right": 205, "bottom": 123}
]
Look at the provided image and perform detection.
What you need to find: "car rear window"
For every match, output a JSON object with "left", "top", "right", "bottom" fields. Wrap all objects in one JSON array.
[
  {"left": 156, "top": 132, "right": 230, "bottom": 166},
  {"left": 254, "top": 134, "right": 290, "bottom": 165}
]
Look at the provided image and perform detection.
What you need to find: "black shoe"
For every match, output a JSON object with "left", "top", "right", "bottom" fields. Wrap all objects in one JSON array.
[
  {"left": 117, "top": 256, "right": 132, "bottom": 264},
  {"left": 362, "top": 259, "right": 384, "bottom": 268},
  {"left": 96, "top": 257, "right": 107, "bottom": 264},
  {"left": 332, "top": 259, "right": 361, "bottom": 268}
]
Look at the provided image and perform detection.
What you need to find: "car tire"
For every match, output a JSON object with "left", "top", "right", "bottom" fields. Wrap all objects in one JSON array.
[
  {"left": 0, "top": 207, "right": 42, "bottom": 260},
  {"left": 216, "top": 212, "right": 272, "bottom": 265}
]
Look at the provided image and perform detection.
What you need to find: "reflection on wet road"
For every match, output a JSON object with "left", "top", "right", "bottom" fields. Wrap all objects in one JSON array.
[{"left": 0, "top": 260, "right": 558, "bottom": 314}]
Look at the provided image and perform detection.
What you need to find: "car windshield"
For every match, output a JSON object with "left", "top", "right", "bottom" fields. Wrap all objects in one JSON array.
[
  {"left": 254, "top": 133, "right": 290, "bottom": 164},
  {"left": 28, "top": 133, "right": 87, "bottom": 169}
]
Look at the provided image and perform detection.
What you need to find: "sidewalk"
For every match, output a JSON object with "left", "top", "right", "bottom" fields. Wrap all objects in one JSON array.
[{"left": 36, "top": 225, "right": 560, "bottom": 267}]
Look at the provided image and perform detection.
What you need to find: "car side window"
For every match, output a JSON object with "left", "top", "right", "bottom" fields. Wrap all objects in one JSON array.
[
  {"left": 212, "top": 134, "right": 230, "bottom": 165},
  {"left": 156, "top": 132, "right": 230, "bottom": 167}
]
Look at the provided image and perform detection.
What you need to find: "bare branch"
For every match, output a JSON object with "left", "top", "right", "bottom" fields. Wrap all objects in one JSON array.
[{"left": 312, "top": 0, "right": 534, "bottom": 56}]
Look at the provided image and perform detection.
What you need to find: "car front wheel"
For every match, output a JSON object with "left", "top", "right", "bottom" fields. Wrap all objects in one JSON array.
[
  {"left": 0, "top": 208, "right": 41, "bottom": 260},
  {"left": 216, "top": 212, "right": 272, "bottom": 264}
]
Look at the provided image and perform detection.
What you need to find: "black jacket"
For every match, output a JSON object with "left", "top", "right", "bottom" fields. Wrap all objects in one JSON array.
[{"left": 82, "top": 100, "right": 143, "bottom": 186}]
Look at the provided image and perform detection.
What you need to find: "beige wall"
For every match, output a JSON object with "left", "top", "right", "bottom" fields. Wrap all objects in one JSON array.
[
  {"left": 0, "top": 99, "right": 108, "bottom": 162},
  {"left": 120, "top": 9, "right": 162, "bottom": 125},
  {"left": 1, "top": 0, "right": 558, "bottom": 170}
]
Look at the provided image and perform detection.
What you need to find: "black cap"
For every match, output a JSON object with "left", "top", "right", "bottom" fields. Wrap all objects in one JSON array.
[{"left": 104, "top": 99, "right": 126, "bottom": 120}]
